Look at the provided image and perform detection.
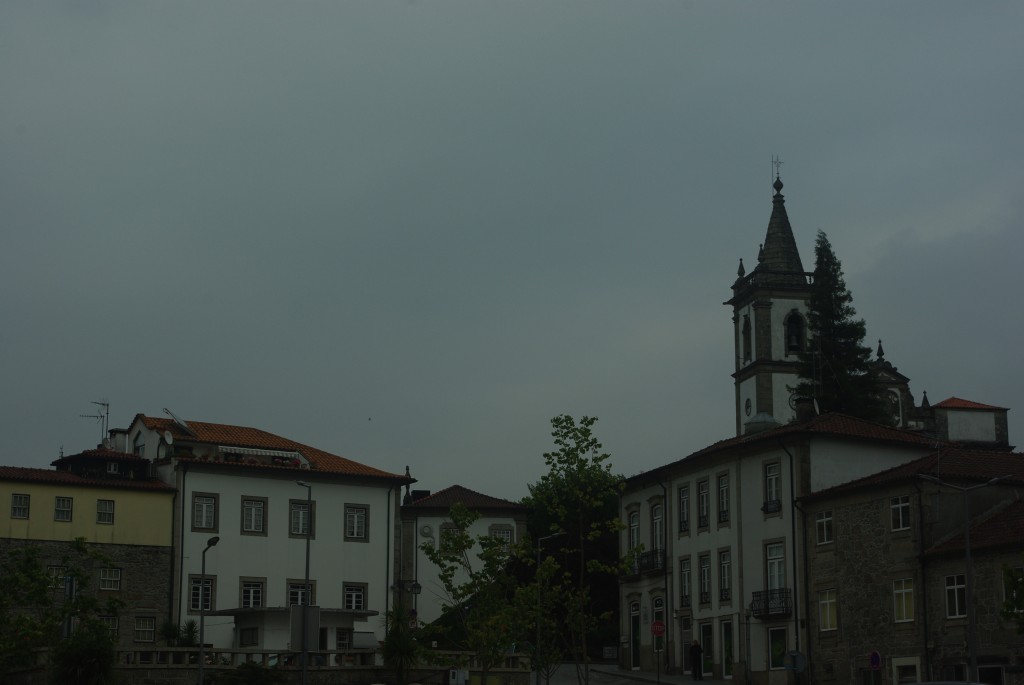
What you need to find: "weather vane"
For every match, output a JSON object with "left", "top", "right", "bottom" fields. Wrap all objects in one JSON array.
[{"left": 772, "top": 155, "right": 783, "bottom": 179}]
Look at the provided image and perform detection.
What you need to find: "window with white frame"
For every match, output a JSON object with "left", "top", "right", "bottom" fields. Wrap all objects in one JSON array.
[
  {"left": 134, "top": 616, "right": 155, "bottom": 642},
  {"left": 11, "top": 493, "right": 29, "bottom": 519},
  {"left": 891, "top": 495, "right": 911, "bottom": 531},
  {"left": 192, "top": 493, "right": 217, "bottom": 531},
  {"left": 241, "top": 579, "right": 264, "bottom": 608},
  {"left": 628, "top": 511, "right": 639, "bottom": 551},
  {"left": 344, "top": 583, "right": 366, "bottom": 611},
  {"left": 99, "top": 616, "right": 119, "bottom": 637},
  {"left": 48, "top": 565, "right": 68, "bottom": 590},
  {"left": 717, "top": 474, "right": 730, "bottom": 523},
  {"left": 816, "top": 510, "right": 834, "bottom": 544},
  {"left": 697, "top": 480, "right": 709, "bottom": 527},
  {"left": 54, "top": 496, "right": 73, "bottom": 522},
  {"left": 678, "top": 485, "right": 690, "bottom": 532},
  {"left": 336, "top": 629, "right": 353, "bottom": 650},
  {"left": 818, "top": 589, "right": 837, "bottom": 631},
  {"left": 288, "top": 581, "right": 314, "bottom": 606},
  {"left": 945, "top": 574, "right": 966, "bottom": 618},
  {"left": 699, "top": 554, "right": 710, "bottom": 603},
  {"left": 345, "top": 504, "right": 368, "bottom": 541},
  {"left": 764, "top": 463, "right": 780, "bottom": 510},
  {"left": 99, "top": 568, "right": 121, "bottom": 591},
  {"left": 719, "top": 550, "right": 731, "bottom": 600},
  {"left": 97, "top": 499, "right": 114, "bottom": 524},
  {"left": 241, "top": 497, "right": 266, "bottom": 535},
  {"left": 189, "top": 575, "right": 215, "bottom": 612},
  {"left": 290, "top": 500, "right": 314, "bottom": 538},
  {"left": 652, "top": 503, "right": 663, "bottom": 550},
  {"left": 766, "top": 542, "right": 786, "bottom": 590},
  {"left": 488, "top": 525, "right": 513, "bottom": 552},
  {"left": 239, "top": 627, "right": 258, "bottom": 647},
  {"left": 894, "top": 578, "right": 914, "bottom": 622}
]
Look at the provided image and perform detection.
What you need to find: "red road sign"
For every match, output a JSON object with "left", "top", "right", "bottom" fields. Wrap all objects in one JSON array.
[{"left": 651, "top": 620, "right": 666, "bottom": 637}]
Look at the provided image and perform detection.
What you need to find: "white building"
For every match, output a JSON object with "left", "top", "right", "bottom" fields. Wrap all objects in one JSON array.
[
  {"left": 399, "top": 484, "right": 529, "bottom": 627},
  {"left": 121, "top": 412, "right": 411, "bottom": 654}
]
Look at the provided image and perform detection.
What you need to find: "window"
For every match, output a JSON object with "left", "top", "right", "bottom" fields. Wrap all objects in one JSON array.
[
  {"left": 978, "top": 666, "right": 1005, "bottom": 685},
  {"left": 742, "top": 315, "right": 752, "bottom": 363},
  {"left": 488, "top": 525, "right": 513, "bottom": 552},
  {"left": 134, "top": 616, "right": 155, "bottom": 642},
  {"left": 768, "top": 627, "right": 787, "bottom": 670},
  {"left": 344, "top": 505, "right": 368, "bottom": 541},
  {"left": 241, "top": 579, "right": 265, "bottom": 608},
  {"left": 132, "top": 433, "right": 145, "bottom": 457},
  {"left": 1004, "top": 566, "right": 1024, "bottom": 607},
  {"left": 288, "top": 581, "right": 315, "bottom": 606},
  {"left": 106, "top": 462, "right": 119, "bottom": 474},
  {"left": 678, "top": 486, "right": 690, "bottom": 532},
  {"left": 699, "top": 554, "right": 710, "bottom": 604},
  {"left": 241, "top": 497, "right": 266, "bottom": 535},
  {"left": 336, "top": 629, "right": 353, "bottom": 650},
  {"left": 48, "top": 565, "right": 68, "bottom": 590},
  {"left": 719, "top": 550, "right": 731, "bottom": 601},
  {"left": 816, "top": 510, "right": 834, "bottom": 544},
  {"left": 679, "top": 558, "right": 691, "bottom": 606},
  {"left": 290, "top": 500, "right": 315, "bottom": 538},
  {"left": 764, "top": 463, "right": 780, "bottom": 511},
  {"left": 766, "top": 542, "right": 786, "bottom": 590},
  {"left": 651, "top": 503, "right": 664, "bottom": 550},
  {"left": 97, "top": 499, "right": 114, "bottom": 524},
  {"left": 54, "top": 497, "right": 73, "bottom": 522},
  {"left": 697, "top": 480, "right": 709, "bottom": 528},
  {"left": 945, "top": 574, "right": 966, "bottom": 618},
  {"left": 239, "top": 627, "right": 258, "bottom": 647},
  {"left": 344, "top": 583, "right": 367, "bottom": 611},
  {"left": 785, "top": 313, "right": 804, "bottom": 354},
  {"left": 192, "top": 493, "right": 218, "bottom": 532},
  {"left": 189, "top": 575, "right": 216, "bottom": 613},
  {"left": 893, "top": 578, "right": 914, "bottom": 622},
  {"left": 100, "top": 568, "right": 122, "bottom": 591},
  {"left": 99, "top": 616, "right": 119, "bottom": 637},
  {"left": 717, "top": 475, "right": 730, "bottom": 523},
  {"left": 11, "top": 493, "right": 29, "bottom": 519},
  {"left": 891, "top": 495, "right": 910, "bottom": 531},
  {"left": 628, "top": 511, "right": 639, "bottom": 551},
  {"left": 819, "top": 589, "right": 837, "bottom": 631}
]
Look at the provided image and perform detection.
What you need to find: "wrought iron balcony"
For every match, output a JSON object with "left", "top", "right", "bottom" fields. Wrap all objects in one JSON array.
[
  {"left": 679, "top": 594, "right": 691, "bottom": 608},
  {"left": 718, "top": 509, "right": 730, "bottom": 523},
  {"left": 762, "top": 499, "right": 782, "bottom": 514},
  {"left": 699, "top": 591, "right": 711, "bottom": 605},
  {"left": 679, "top": 519, "right": 689, "bottom": 533},
  {"left": 623, "top": 548, "right": 667, "bottom": 578},
  {"left": 720, "top": 588, "right": 731, "bottom": 601},
  {"left": 750, "top": 588, "right": 792, "bottom": 619},
  {"left": 698, "top": 514, "right": 709, "bottom": 528}
]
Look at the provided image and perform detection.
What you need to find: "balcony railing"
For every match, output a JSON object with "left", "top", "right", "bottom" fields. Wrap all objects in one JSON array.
[
  {"left": 679, "top": 520, "right": 690, "bottom": 533},
  {"left": 699, "top": 591, "right": 710, "bottom": 604},
  {"left": 698, "top": 514, "right": 709, "bottom": 528},
  {"left": 679, "top": 594, "right": 691, "bottom": 608},
  {"left": 720, "top": 588, "right": 731, "bottom": 601},
  {"left": 750, "top": 588, "right": 792, "bottom": 619},
  {"left": 762, "top": 499, "right": 782, "bottom": 514},
  {"left": 718, "top": 509, "right": 730, "bottom": 523},
  {"left": 623, "top": 548, "right": 667, "bottom": 577}
]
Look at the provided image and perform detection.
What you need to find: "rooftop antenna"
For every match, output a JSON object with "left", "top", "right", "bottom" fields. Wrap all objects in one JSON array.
[
  {"left": 80, "top": 399, "right": 110, "bottom": 443},
  {"left": 163, "top": 407, "right": 196, "bottom": 436}
]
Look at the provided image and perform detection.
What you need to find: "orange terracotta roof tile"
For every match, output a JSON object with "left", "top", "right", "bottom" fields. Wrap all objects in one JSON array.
[
  {"left": 51, "top": 448, "right": 145, "bottom": 467},
  {"left": 0, "top": 465, "right": 175, "bottom": 492},
  {"left": 404, "top": 484, "right": 527, "bottom": 512},
  {"left": 137, "top": 415, "right": 408, "bottom": 481},
  {"left": 932, "top": 397, "right": 1007, "bottom": 410},
  {"left": 926, "top": 498, "right": 1024, "bottom": 555}
]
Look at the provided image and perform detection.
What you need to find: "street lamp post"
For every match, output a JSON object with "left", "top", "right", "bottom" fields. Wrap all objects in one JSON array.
[
  {"left": 393, "top": 579, "right": 422, "bottom": 623},
  {"left": 535, "top": 532, "right": 565, "bottom": 685},
  {"left": 296, "top": 481, "right": 312, "bottom": 685},
  {"left": 919, "top": 474, "right": 1007, "bottom": 682},
  {"left": 198, "top": 535, "right": 220, "bottom": 685}
]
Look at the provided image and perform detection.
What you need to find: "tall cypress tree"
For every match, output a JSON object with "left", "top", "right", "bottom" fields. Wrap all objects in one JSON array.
[{"left": 795, "top": 230, "right": 890, "bottom": 423}]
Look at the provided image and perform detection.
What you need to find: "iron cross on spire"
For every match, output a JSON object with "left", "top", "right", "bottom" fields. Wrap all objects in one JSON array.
[{"left": 771, "top": 155, "right": 783, "bottom": 179}]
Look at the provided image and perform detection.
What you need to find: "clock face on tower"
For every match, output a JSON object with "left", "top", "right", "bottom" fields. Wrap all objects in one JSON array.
[
  {"left": 789, "top": 392, "right": 801, "bottom": 411},
  {"left": 745, "top": 398, "right": 752, "bottom": 416}
]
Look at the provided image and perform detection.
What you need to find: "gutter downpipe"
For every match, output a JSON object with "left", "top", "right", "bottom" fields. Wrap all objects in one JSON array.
[
  {"left": 385, "top": 485, "right": 393, "bottom": 625},
  {"left": 777, "top": 440, "right": 801, "bottom": 655},
  {"left": 177, "top": 461, "right": 188, "bottom": 627},
  {"left": 792, "top": 497, "right": 812, "bottom": 685},
  {"left": 914, "top": 479, "right": 932, "bottom": 680},
  {"left": 658, "top": 479, "right": 673, "bottom": 674}
]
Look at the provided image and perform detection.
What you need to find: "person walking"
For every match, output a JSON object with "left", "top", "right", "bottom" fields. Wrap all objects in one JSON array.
[{"left": 689, "top": 640, "right": 704, "bottom": 680}]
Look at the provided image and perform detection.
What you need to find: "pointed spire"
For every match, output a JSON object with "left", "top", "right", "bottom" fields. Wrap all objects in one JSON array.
[
  {"left": 921, "top": 391, "right": 930, "bottom": 409},
  {"left": 754, "top": 175, "right": 807, "bottom": 284},
  {"left": 758, "top": 243, "right": 764, "bottom": 262},
  {"left": 737, "top": 258, "right": 746, "bottom": 279},
  {"left": 877, "top": 339, "right": 885, "bottom": 359}
]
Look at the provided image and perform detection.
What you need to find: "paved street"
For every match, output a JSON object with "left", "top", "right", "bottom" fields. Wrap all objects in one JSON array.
[{"left": 544, "top": 662, "right": 716, "bottom": 685}]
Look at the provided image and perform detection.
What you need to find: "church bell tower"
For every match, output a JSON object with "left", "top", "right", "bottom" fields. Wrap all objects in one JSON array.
[{"left": 725, "top": 175, "right": 814, "bottom": 435}]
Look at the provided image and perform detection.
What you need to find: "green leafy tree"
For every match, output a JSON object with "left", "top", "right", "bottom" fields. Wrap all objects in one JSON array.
[
  {"left": 524, "top": 415, "right": 624, "bottom": 685},
  {"left": 795, "top": 230, "right": 890, "bottom": 423},
  {"left": 515, "top": 555, "right": 566, "bottom": 685},
  {"left": 420, "top": 502, "right": 521, "bottom": 685},
  {"left": 0, "top": 539, "right": 122, "bottom": 679}
]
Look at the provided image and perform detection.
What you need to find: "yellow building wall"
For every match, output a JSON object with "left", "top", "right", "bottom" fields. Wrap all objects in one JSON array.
[{"left": 0, "top": 482, "right": 173, "bottom": 546}]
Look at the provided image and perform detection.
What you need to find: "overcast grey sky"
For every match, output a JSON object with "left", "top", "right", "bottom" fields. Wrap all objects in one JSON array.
[{"left": 3, "top": 2, "right": 1021, "bottom": 501}]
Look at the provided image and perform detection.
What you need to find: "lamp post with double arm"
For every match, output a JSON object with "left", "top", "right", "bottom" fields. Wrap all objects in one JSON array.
[
  {"left": 919, "top": 474, "right": 1008, "bottom": 682},
  {"left": 296, "top": 481, "right": 312, "bottom": 685}
]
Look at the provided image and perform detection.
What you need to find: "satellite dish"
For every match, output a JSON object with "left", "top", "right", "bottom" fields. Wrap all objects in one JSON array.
[
  {"left": 420, "top": 525, "right": 434, "bottom": 538},
  {"left": 163, "top": 431, "right": 174, "bottom": 446}
]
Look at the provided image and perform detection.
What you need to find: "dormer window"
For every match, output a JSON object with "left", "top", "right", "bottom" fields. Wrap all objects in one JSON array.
[
  {"left": 785, "top": 312, "right": 805, "bottom": 354},
  {"left": 107, "top": 462, "right": 119, "bottom": 475}
]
